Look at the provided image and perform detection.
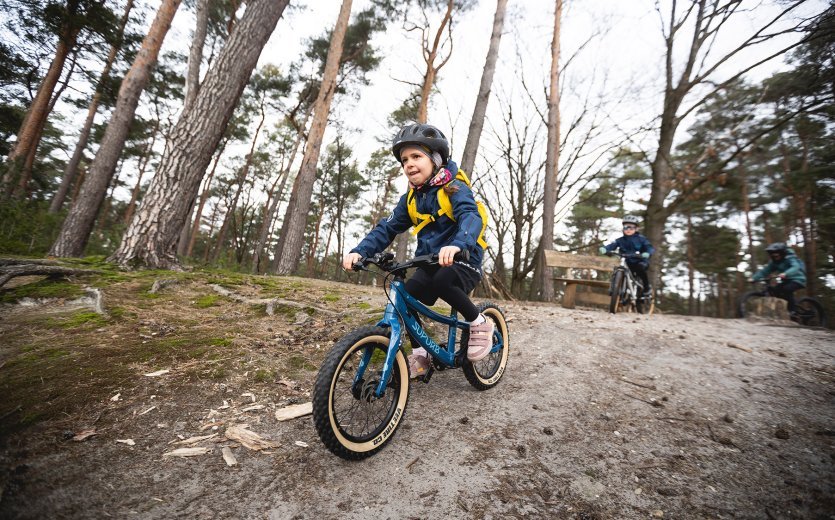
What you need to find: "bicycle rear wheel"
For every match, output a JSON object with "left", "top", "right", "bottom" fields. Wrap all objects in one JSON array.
[
  {"left": 609, "top": 271, "right": 624, "bottom": 314},
  {"left": 796, "top": 298, "right": 827, "bottom": 328},
  {"left": 462, "top": 303, "right": 510, "bottom": 390},
  {"left": 312, "top": 326, "right": 409, "bottom": 460}
]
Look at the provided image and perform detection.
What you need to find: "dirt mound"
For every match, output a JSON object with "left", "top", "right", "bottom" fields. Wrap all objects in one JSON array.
[{"left": 1, "top": 272, "right": 832, "bottom": 518}]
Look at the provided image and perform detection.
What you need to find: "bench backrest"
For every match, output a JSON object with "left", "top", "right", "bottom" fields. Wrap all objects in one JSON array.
[{"left": 544, "top": 250, "right": 617, "bottom": 278}]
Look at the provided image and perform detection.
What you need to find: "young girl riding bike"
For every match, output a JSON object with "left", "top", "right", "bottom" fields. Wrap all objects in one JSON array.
[{"left": 342, "top": 123, "right": 492, "bottom": 378}]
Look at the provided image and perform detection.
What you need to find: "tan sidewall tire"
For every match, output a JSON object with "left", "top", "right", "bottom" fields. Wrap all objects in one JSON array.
[{"left": 328, "top": 335, "right": 410, "bottom": 454}]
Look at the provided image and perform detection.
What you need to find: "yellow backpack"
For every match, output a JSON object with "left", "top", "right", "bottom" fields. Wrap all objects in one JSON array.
[{"left": 406, "top": 169, "right": 489, "bottom": 250}]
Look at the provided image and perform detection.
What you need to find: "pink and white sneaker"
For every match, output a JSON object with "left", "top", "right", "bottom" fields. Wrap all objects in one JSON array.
[{"left": 467, "top": 314, "right": 494, "bottom": 361}]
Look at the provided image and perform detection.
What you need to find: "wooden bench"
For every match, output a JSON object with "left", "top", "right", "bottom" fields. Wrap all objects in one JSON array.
[{"left": 545, "top": 250, "right": 617, "bottom": 309}]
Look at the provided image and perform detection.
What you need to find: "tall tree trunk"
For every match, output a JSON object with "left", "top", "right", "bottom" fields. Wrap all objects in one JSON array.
[
  {"left": 252, "top": 113, "right": 308, "bottom": 274},
  {"left": 49, "top": 0, "right": 134, "bottom": 214},
  {"left": 459, "top": 0, "right": 507, "bottom": 173},
  {"left": 184, "top": 0, "right": 209, "bottom": 113},
  {"left": 687, "top": 210, "right": 695, "bottom": 315},
  {"left": 538, "top": 0, "right": 561, "bottom": 302},
  {"left": 186, "top": 139, "right": 227, "bottom": 256},
  {"left": 50, "top": 0, "right": 182, "bottom": 257},
  {"left": 415, "top": 0, "right": 454, "bottom": 124},
  {"left": 173, "top": 0, "right": 210, "bottom": 255},
  {"left": 122, "top": 126, "right": 159, "bottom": 224},
  {"left": 210, "top": 103, "right": 266, "bottom": 262},
  {"left": 110, "top": 0, "right": 290, "bottom": 269},
  {"left": 273, "top": 0, "right": 353, "bottom": 275},
  {"left": 3, "top": 1, "right": 82, "bottom": 198},
  {"left": 739, "top": 160, "right": 757, "bottom": 273},
  {"left": 643, "top": 1, "right": 806, "bottom": 292}
]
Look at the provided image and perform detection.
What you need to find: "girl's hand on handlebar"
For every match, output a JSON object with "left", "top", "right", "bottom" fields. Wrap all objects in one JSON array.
[
  {"left": 438, "top": 246, "right": 460, "bottom": 267},
  {"left": 343, "top": 252, "right": 363, "bottom": 271}
]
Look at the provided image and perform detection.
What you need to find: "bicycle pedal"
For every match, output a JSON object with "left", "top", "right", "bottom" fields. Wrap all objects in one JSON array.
[{"left": 420, "top": 366, "right": 435, "bottom": 384}]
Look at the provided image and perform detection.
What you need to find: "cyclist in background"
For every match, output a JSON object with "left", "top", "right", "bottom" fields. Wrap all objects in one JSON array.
[
  {"left": 751, "top": 242, "right": 806, "bottom": 314},
  {"left": 599, "top": 215, "right": 655, "bottom": 298}
]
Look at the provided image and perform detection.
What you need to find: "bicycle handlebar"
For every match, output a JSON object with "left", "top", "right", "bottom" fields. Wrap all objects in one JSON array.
[
  {"left": 606, "top": 250, "right": 644, "bottom": 259},
  {"left": 352, "top": 250, "right": 470, "bottom": 274}
]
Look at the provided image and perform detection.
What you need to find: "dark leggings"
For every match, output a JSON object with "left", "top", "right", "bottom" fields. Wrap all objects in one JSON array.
[
  {"left": 628, "top": 260, "right": 650, "bottom": 293},
  {"left": 767, "top": 281, "right": 803, "bottom": 313},
  {"left": 405, "top": 264, "right": 480, "bottom": 321}
]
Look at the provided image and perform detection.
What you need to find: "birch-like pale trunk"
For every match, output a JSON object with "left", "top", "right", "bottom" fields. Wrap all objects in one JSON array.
[
  {"left": 538, "top": 0, "right": 561, "bottom": 302},
  {"left": 49, "top": 0, "right": 181, "bottom": 257},
  {"left": 272, "top": 0, "right": 353, "bottom": 275},
  {"left": 459, "top": 0, "right": 507, "bottom": 173},
  {"left": 109, "top": 0, "right": 290, "bottom": 269}
]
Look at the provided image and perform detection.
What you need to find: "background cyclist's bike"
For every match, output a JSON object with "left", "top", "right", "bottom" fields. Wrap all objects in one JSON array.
[
  {"left": 737, "top": 279, "right": 827, "bottom": 328},
  {"left": 607, "top": 250, "right": 654, "bottom": 314},
  {"left": 312, "top": 252, "right": 510, "bottom": 460}
]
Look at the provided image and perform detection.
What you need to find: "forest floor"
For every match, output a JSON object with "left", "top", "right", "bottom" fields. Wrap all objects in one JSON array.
[{"left": 0, "top": 260, "right": 833, "bottom": 519}]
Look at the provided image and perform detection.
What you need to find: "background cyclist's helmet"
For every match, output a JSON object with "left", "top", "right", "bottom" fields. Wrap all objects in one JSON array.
[
  {"left": 392, "top": 123, "right": 450, "bottom": 164},
  {"left": 765, "top": 242, "right": 788, "bottom": 256},
  {"left": 622, "top": 215, "right": 641, "bottom": 226}
]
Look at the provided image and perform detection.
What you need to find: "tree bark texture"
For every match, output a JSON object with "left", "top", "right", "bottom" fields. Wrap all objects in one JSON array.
[
  {"left": 110, "top": 0, "right": 290, "bottom": 269},
  {"left": 49, "top": 0, "right": 181, "bottom": 257},
  {"left": 272, "top": 0, "right": 353, "bottom": 275},
  {"left": 3, "top": 3, "right": 81, "bottom": 198},
  {"left": 49, "top": 0, "right": 134, "bottom": 214},
  {"left": 459, "top": 0, "right": 507, "bottom": 174},
  {"left": 184, "top": 0, "right": 209, "bottom": 114},
  {"left": 539, "top": 0, "right": 561, "bottom": 302}
]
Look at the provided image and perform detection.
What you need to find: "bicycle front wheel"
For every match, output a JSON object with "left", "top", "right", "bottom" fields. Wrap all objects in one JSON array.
[
  {"left": 737, "top": 291, "right": 762, "bottom": 319},
  {"left": 609, "top": 271, "right": 624, "bottom": 314},
  {"left": 796, "top": 298, "right": 827, "bottom": 328},
  {"left": 312, "top": 326, "right": 410, "bottom": 460}
]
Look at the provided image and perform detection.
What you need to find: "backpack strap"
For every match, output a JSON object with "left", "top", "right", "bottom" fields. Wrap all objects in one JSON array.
[
  {"left": 407, "top": 171, "right": 489, "bottom": 250},
  {"left": 407, "top": 188, "right": 436, "bottom": 236},
  {"left": 436, "top": 183, "right": 489, "bottom": 250}
]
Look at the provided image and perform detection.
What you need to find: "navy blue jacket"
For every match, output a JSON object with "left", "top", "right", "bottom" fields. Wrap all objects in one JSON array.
[
  {"left": 603, "top": 233, "right": 655, "bottom": 264},
  {"left": 351, "top": 160, "right": 484, "bottom": 270}
]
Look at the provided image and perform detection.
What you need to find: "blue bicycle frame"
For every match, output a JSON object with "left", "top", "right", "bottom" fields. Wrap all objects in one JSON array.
[{"left": 357, "top": 278, "right": 470, "bottom": 399}]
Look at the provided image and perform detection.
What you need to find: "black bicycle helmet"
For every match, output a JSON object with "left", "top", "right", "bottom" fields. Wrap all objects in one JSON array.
[
  {"left": 391, "top": 123, "right": 450, "bottom": 164},
  {"left": 765, "top": 242, "right": 788, "bottom": 254},
  {"left": 622, "top": 215, "right": 640, "bottom": 226}
]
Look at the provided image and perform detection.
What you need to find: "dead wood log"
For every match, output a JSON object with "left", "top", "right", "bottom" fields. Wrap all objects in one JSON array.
[
  {"left": 0, "top": 259, "right": 59, "bottom": 266},
  {"left": 0, "top": 264, "right": 99, "bottom": 289}
]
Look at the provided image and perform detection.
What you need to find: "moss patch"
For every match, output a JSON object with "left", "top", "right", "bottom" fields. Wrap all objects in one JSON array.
[
  {"left": 0, "top": 278, "right": 85, "bottom": 304},
  {"left": 194, "top": 294, "right": 218, "bottom": 308}
]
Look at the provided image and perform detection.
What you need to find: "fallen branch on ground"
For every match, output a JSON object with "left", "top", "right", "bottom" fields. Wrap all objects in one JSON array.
[
  {"left": 620, "top": 377, "right": 657, "bottom": 390},
  {"left": 0, "top": 264, "right": 99, "bottom": 289},
  {"left": 726, "top": 342, "right": 752, "bottom": 353},
  {"left": 625, "top": 393, "right": 664, "bottom": 407},
  {"left": 210, "top": 284, "right": 341, "bottom": 316}
]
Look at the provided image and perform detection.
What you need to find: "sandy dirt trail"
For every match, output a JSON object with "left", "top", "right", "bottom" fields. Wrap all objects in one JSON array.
[{"left": 1, "top": 296, "right": 833, "bottom": 519}]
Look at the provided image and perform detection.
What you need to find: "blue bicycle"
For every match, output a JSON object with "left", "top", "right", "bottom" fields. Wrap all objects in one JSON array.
[{"left": 312, "top": 252, "right": 510, "bottom": 460}]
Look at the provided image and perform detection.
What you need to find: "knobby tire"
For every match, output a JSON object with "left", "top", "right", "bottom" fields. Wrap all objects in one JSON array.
[
  {"left": 609, "top": 271, "right": 624, "bottom": 314},
  {"left": 312, "top": 326, "right": 409, "bottom": 460}
]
